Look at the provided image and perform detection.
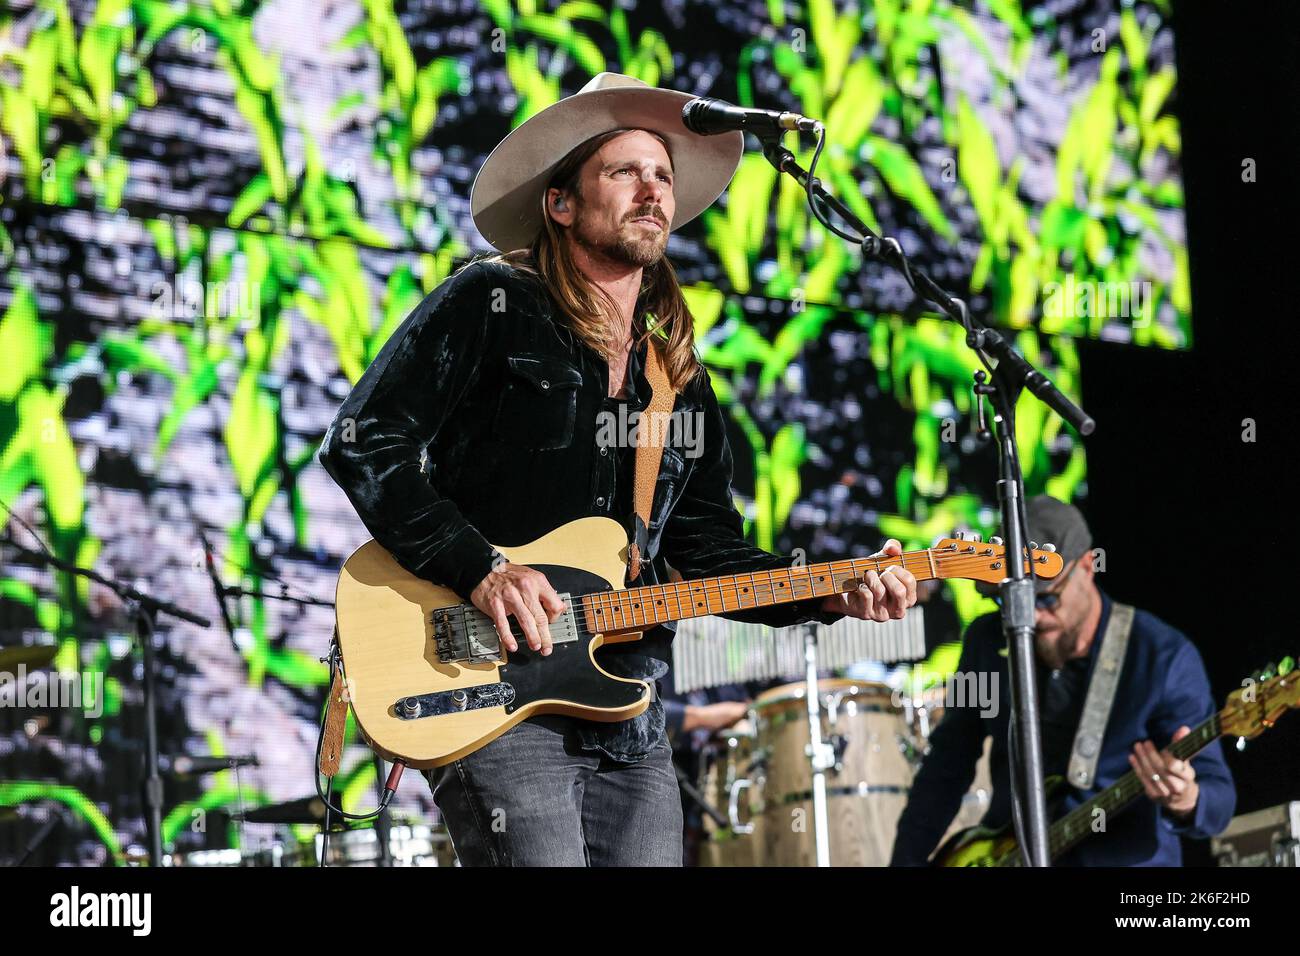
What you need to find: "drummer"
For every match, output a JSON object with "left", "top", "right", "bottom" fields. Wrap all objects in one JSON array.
[{"left": 660, "top": 675, "right": 757, "bottom": 866}]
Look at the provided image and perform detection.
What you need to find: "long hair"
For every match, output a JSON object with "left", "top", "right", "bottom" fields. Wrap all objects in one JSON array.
[{"left": 476, "top": 128, "right": 702, "bottom": 393}]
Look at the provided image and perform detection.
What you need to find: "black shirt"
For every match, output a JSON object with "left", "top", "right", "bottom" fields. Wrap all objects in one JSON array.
[
  {"left": 318, "top": 258, "right": 842, "bottom": 763},
  {"left": 1037, "top": 654, "right": 1092, "bottom": 777}
]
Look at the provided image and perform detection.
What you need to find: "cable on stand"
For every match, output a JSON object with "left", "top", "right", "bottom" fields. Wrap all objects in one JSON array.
[{"left": 754, "top": 127, "right": 1096, "bottom": 866}]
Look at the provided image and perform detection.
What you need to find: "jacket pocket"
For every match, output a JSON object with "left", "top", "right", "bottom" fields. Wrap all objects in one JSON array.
[
  {"left": 649, "top": 446, "right": 688, "bottom": 530},
  {"left": 494, "top": 352, "right": 583, "bottom": 451}
]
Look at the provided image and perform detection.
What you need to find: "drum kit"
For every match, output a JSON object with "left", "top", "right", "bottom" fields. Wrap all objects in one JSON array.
[
  {"left": 164, "top": 795, "right": 457, "bottom": 867},
  {"left": 166, "top": 817, "right": 457, "bottom": 867},
  {"left": 695, "top": 677, "right": 993, "bottom": 867}
]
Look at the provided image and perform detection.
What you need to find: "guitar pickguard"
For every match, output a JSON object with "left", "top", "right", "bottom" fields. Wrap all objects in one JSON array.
[{"left": 493, "top": 563, "right": 650, "bottom": 716}]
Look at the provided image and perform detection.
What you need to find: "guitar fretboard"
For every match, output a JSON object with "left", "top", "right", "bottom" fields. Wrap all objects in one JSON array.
[
  {"left": 1000, "top": 713, "right": 1223, "bottom": 867},
  {"left": 577, "top": 545, "right": 1028, "bottom": 633}
]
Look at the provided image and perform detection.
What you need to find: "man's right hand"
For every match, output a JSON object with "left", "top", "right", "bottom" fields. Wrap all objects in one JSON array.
[{"left": 469, "top": 561, "right": 567, "bottom": 657}]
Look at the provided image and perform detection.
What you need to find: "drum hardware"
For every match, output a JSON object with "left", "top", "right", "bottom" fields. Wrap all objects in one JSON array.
[
  {"left": 672, "top": 763, "right": 729, "bottom": 830},
  {"left": 166, "top": 848, "right": 244, "bottom": 867},
  {"left": 0, "top": 645, "right": 57, "bottom": 671},
  {"left": 800, "top": 623, "right": 835, "bottom": 868},
  {"left": 774, "top": 783, "right": 910, "bottom": 805},
  {"left": 672, "top": 611, "right": 927, "bottom": 694},
  {"left": 239, "top": 796, "right": 328, "bottom": 825},
  {"left": 751, "top": 677, "right": 917, "bottom": 866},
  {"left": 826, "top": 734, "right": 849, "bottom": 773}
]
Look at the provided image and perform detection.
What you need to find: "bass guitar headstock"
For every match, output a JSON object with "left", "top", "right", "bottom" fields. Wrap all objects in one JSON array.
[{"left": 1221, "top": 657, "right": 1299, "bottom": 740}]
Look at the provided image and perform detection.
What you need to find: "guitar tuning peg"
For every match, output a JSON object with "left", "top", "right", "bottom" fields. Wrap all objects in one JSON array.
[
  {"left": 1027, "top": 541, "right": 1039, "bottom": 551},
  {"left": 1235, "top": 737, "right": 1247, "bottom": 752},
  {"left": 970, "top": 533, "right": 982, "bottom": 543},
  {"left": 1041, "top": 543, "right": 1057, "bottom": 553},
  {"left": 1279, "top": 657, "right": 1295, "bottom": 676},
  {"left": 989, "top": 536, "right": 1003, "bottom": 546}
]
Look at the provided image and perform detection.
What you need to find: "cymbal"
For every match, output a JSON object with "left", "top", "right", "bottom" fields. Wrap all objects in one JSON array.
[
  {"left": 0, "top": 645, "right": 57, "bottom": 671},
  {"left": 241, "top": 796, "right": 327, "bottom": 825}
]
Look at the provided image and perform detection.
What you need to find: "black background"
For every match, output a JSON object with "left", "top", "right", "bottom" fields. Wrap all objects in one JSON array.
[{"left": 1078, "top": 0, "right": 1300, "bottom": 861}]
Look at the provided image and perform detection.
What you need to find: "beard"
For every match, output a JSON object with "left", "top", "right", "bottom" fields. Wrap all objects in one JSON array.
[
  {"left": 573, "top": 207, "right": 667, "bottom": 267},
  {"left": 1035, "top": 606, "right": 1088, "bottom": 665}
]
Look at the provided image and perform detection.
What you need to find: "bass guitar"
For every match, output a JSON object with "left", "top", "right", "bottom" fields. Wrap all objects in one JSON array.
[{"left": 935, "top": 658, "right": 1298, "bottom": 866}]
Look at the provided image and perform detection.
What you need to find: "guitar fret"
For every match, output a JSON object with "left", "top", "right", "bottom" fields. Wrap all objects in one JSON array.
[
  {"left": 574, "top": 540, "right": 1038, "bottom": 636},
  {"left": 1044, "top": 712, "right": 1220, "bottom": 862},
  {"left": 654, "top": 583, "right": 668, "bottom": 625}
]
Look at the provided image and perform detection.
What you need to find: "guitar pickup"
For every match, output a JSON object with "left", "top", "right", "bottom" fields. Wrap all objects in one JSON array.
[{"left": 431, "top": 593, "right": 580, "bottom": 664}]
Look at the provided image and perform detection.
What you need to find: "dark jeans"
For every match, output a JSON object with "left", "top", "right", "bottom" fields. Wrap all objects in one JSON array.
[{"left": 425, "top": 714, "right": 684, "bottom": 866}]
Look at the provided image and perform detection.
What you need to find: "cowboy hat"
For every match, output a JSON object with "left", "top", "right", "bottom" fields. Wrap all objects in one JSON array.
[{"left": 470, "top": 72, "right": 744, "bottom": 253}]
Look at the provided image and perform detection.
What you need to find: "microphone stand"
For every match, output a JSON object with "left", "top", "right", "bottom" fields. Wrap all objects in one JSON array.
[
  {"left": 1, "top": 528, "right": 211, "bottom": 867},
  {"left": 755, "top": 133, "right": 1095, "bottom": 867},
  {"left": 219, "top": 582, "right": 334, "bottom": 608}
]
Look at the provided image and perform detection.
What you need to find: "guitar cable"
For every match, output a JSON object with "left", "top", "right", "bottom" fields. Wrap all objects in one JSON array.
[
  {"left": 1006, "top": 710, "right": 1031, "bottom": 866},
  {"left": 313, "top": 640, "right": 406, "bottom": 865}
]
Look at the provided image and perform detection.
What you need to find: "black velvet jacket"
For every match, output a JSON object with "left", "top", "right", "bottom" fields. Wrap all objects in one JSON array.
[{"left": 318, "top": 259, "right": 842, "bottom": 762}]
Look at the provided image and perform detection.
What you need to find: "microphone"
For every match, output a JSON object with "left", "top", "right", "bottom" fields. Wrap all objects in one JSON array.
[
  {"left": 162, "top": 754, "right": 260, "bottom": 777},
  {"left": 681, "top": 98, "right": 822, "bottom": 137}
]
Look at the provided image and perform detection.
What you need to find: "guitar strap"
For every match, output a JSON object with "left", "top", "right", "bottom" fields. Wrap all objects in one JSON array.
[
  {"left": 627, "top": 336, "right": 676, "bottom": 582},
  {"left": 1067, "top": 602, "right": 1135, "bottom": 789},
  {"left": 318, "top": 635, "right": 349, "bottom": 778}
]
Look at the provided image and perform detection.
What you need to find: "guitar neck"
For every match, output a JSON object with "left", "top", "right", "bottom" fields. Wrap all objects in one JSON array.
[
  {"left": 577, "top": 547, "right": 974, "bottom": 633},
  {"left": 1007, "top": 712, "right": 1223, "bottom": 866}
]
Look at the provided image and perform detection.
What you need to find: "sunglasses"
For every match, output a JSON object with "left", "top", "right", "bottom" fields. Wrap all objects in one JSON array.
[{"left": 993, "top": 557, "right": 1079, "bottom": 611}]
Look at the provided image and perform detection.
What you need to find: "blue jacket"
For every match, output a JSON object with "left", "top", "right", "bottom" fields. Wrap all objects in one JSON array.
[{"left": 891, "top": 590, "right": 1236, "bottom": 866}]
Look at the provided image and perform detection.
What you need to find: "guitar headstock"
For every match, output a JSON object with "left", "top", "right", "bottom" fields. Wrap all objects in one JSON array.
[
  {"left": 1221, "top": 657, "right": 1299, "bottom": 740},
  {"left": 931, "top": 536, "right": 1065, "bottom": 584}
]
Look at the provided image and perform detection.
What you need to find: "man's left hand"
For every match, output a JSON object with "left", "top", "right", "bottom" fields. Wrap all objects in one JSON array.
[
  {"left": 820, "top": 538, "right": 917, "bottom": 622},
  {"left": 1130, "top": 726, "right": 1199, "bottom": 818}
]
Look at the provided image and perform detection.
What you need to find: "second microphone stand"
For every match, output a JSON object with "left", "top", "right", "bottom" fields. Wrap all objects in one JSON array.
[
  {"left": 2, "top": 529, "right": 211, "bottom": 867},
  {"left": 757, "top": 132, "right": 1095, "bottom": 866}
]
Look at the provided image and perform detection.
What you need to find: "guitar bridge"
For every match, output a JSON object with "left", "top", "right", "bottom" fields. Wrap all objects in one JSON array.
[{"left": 431, "top": 592, "right": 580, "bottom": 664}]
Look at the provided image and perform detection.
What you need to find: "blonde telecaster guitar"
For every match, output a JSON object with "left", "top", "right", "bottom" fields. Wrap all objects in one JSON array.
[{"left": 334, "top": 516, "right": 1063, "bottom": 768}]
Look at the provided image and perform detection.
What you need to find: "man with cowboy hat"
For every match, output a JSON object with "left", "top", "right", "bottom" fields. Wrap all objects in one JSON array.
[{"left": 319, "top": 73, "right": 917, "bottom": 865}]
